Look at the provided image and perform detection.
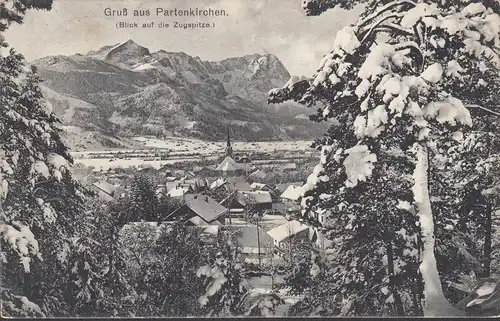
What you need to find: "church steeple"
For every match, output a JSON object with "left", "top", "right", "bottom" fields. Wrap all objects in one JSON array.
[{"left": 225, "top": 127, "right": 233, "bottom": 158}]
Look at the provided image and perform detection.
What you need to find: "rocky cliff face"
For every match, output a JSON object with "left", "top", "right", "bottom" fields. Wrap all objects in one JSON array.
[{"left": 33, "top": 39, "right": 327, "bottom": 148}]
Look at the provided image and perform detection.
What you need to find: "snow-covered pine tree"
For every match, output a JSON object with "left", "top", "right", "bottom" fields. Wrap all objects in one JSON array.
[
  {"left": 130, "top": 220, "right": 208, "bottom": 317},
  {"left": 431, "top": 108, "right": 500, "bottom": 305},
  {"left": 128, "top": 172, "right": 159, "bottom": 222},
  {"left": 279, "top": 232, "right": 321, "bottom": 296},
  {"left": 1, "top": 41, "right": 87, "bottom": 318},
  {"left": 295, "top": 152, "right": 423, "bottom": 316},
  {"left": 89, "top": 200, "right": 132, "bottom": 317},
  {"left": 196, "top": 230, "right": 249, "bottom": 317},
  {"left": 269, "top": 0, "right": 500, "bottom": 316},
  {"left": 65, "top": 234, "right": 105, "bottom": 316}
]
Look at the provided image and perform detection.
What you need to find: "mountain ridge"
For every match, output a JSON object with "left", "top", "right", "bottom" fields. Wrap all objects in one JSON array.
[{"left": 33, "top": 39, "right": 327, "bottom": 150}]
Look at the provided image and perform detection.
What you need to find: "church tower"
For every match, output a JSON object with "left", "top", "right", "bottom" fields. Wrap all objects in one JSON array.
[{"left": 225, "top": 127, "right": 233, "bottom": 158}]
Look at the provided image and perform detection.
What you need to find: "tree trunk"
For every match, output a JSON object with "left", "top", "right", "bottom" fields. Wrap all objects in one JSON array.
[
  {"left": 386, "top": 239, "right": 404, "bottom": 316},
  {"left": 412, "top": 143, "right": 463, "bottom": 316},
  {"left": 483, "top": 202, "right": 493, "bottom": 277},
  {"left": 256, "top": 220, "right": 261, "bottom": 266}
]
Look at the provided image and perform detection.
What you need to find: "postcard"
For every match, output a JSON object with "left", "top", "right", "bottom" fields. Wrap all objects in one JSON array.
[{"left": 1, "top": 0, "right": 499, "bottom": 318}]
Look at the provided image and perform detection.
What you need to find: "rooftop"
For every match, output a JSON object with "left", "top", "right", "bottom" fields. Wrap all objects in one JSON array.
[
  {"left": 216, "top": 156, "right": 242, "bottom": 172},
  {"left": 226, "top": 177, "right": 252, "bottom": 192},
  {"left": 184, "top": 194, "right": 228, "bottom": 223},
  {"left": 267, "top": 220, "right": 309, "bottom": 243},
  {"left": 240, "top": 191, "right": 273, "bottom": 204},
  {"left": 168, "top": 186, "right": 191, "bottom": 197},
  {"left": 91, "top": 180, "right": 116, "bottom": 196},
  {"left": 210, "top": 177, "right": 227, "bottom": 190},
  {"left": 250, "top": 182, "right": 267, "bottom": 190},
  {"left": 227, "top": 225, "right": 274, "bottom": 248},
  {"left": 249, "top": 169, "right": 267, "bottom": 179},
  {"left": 280, "top": 184, "right": 304, "bottom": 201},
  {"left": 275, "top": 182, "right": 303, "bottom": 193}
]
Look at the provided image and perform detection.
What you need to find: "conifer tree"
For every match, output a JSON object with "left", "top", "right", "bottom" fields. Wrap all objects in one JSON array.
[
  {"left": 1, "top": 50, "right": 87, "bottom": 317},
  {"left": 196, "top": 230, "right": 249, "bottom": 317},
  {"left": 0, "top": 2, "right": 93, "bottom": 315},
  {"left": 128, "top": 173, "right": 159, "bottom": 222},
  {"left": 270, "top": 0, "right": 500, "bottom": 316}
]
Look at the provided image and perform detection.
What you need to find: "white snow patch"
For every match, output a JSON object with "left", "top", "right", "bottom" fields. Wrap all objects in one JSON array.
[
  {"left": 133, "top": 63, "right": 157, "bottom": 71},
  {"left": 343, "top": 144, "right": 377, "bottom": 188},
  {"left": 425, "top": 97, "right": 472, "bottom": 126},
  {"left": 421, "top": 63, "right": 443, "bottom": 84},
  {"left": 332, "top": 26, "right": 360, "bottom": 54}
]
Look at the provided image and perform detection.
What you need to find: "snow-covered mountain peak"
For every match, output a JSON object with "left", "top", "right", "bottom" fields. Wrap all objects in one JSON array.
[
  {"left": 103, "top": 39, "right": 151, "bottom": 67},
  {"left": 243, "top": 53, "right": 290, "bottom": 82}
]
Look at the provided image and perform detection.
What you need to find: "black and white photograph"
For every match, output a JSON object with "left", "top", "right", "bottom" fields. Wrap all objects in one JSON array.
[{"left": 1, "top": 0, "right": 500, "bottom": 317}]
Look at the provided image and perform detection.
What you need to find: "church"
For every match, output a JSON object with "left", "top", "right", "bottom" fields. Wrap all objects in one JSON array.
[{"left": 215, "top": 128, "right": 245, "bottom": 177}]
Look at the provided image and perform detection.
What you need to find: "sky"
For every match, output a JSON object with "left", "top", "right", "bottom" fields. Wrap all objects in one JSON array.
[{"left": 4, "top": 0, "right": 359, "bottom": 77}]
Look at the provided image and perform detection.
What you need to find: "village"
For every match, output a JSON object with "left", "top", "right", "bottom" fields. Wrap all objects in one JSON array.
[{"left": 75, "top": 131, "right": 333, "bottom": 313}]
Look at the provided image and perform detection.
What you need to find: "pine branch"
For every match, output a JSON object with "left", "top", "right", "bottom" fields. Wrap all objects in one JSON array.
[
  {"left": 356, "top": 0, "right": 416, "bottom": 30},
  {"left": 465, "top": 104, "right": 500, "bottom": 117}
]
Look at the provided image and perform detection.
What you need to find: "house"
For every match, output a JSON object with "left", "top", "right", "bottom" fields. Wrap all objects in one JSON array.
[
  {"left": 159, "top": 165, "right": 173, "bottom": 177},
  {"left": 90, "top": 180, "right": 116, "bottom": 202},
  {"left": 280, "top": 163, "right": 297, "bottom": 172},
  {"left": 250, "top": 182, "right": 266, "bottom": 190},
  {"left": 183, "top": 178, "right": 208, "bottom": 192},
  {"left": 166, "top": 178, "right": 207, "bottom": 194},
  {"left": 225, "top": 176, "right": 252, "bottom": 193},
  {"left": 155, "top": 184, "right": 166, "bottom": 196},
  {"left": 172, "top": 169, "right": 186, "bottom": 178},
  {"left": 240, "top": 191, "right": 273, "bottom": 212},
  {"left": 220, "top": 191, "right": 247, "bottom": 216},
  {"left": 165, "top": 194, "right": 228, "bottom": 226},
  {"left": 308, "top": 207, "right": 329, "bottom": 227},
  {"left": 166, "top": 181, "right": 180, "bottom": 193},
  {"left": 220, "top": 190, "right": 273, "bottom": 217},
  {"left": 210, "top": 177, "right": 227, "bottom": 190},
  {"left": 266, "top": 220, "right": 310, "bottom": 254},
  {"left": 183, "top": 171, "right": 197, "bottom": 180},
  {"left": 280, "top": 184, "right": 304, "bottom": 209},
  {"left": 281, "top": 163, "right": 297, "bottom": 172},
  {"left": 237, "top": 155, "right": 251, "bottom": 163},
  {"left": 249, "top": 169, "right": 267, "bottom": 181},
  {"left": 193, "top": 166, "right": 204, "bottom": 172},
  {"left": 167, "top": 185, "right": 193, "bottom": 201},
  {"left": 193, "top": 165, "right": 216, "bottom": 177},
  {"left": 250, "top": 183, "right": 280, "bottom": 203},
  {"left": 274, "top": 182, "right": 303, "bottom": 194},
  {"left": 215, "top": 156, "right": 245, "bottom": 177}
]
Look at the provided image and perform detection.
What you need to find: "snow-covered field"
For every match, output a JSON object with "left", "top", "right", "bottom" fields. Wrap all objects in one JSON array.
[
  {"left": 130, "top": 136, "right": 314, "bottom": 153},
  {"left": 71, "top": 136, "right": 315, "bottom": 171},
  {"left": 72, "top": 136, "right": 313, "bottom": 155},
  {"left": 73, "top": 158, "right": 214, "bottom": 171}
]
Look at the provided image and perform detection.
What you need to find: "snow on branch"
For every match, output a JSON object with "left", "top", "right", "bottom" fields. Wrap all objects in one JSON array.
[
  {"left": 359, "top": 12, "right": 407, "bottom": 45},
  {"left": 357, "top": 0, "right": 417, "bottom": 30}
]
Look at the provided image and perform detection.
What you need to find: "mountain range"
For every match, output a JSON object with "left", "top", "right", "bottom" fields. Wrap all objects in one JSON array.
[{"left": 32, "top": 40, "right": 328, "bottom": 150}]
